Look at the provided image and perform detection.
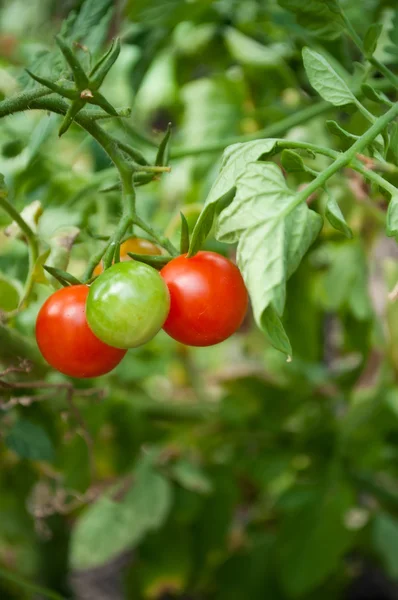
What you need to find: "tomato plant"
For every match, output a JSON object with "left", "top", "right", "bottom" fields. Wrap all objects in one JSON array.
[
  {"left": 1, "top": 0, "right": 398, "bottom": 599},
  {"left": 161, "top": 251, "right": 248, "bottom": 346},
  {"left": 36, "top": 285, "right": 126, "bottom": 378},
  {"left": 87, "top": 261, "right": 170, "bottom": 349}
]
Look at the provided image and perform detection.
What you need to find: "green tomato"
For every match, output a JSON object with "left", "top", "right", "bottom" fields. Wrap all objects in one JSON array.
[{"left": 86, "top": 261, "right": 170, "bottom": 349}]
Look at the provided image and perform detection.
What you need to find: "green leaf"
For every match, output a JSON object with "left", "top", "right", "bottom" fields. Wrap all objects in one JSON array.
[
  {"left": 281, "top": 149, "right": 306, "bottom": 173},
  {"left": 325, "top": 193, "right": 353, "bottom": 239},
  {"left": 171, "top": 458, "right": 213, "bottom": 494},
  {"left": 188, "top": 187, "right": 236, "bottom": 257},
  {"left": 373, "top": 513, "right": 398, "bottom": 578},
  {"left": 188, "top": 139, "right": 278, "bottom": 255},
  {"left": 126, "top": 253, "right": 172, "bottom": 269},
  {"left": 364, "top": 23, "right": 383, "bottom": 56},
  {"left": 302, "top": 47, "right": 356, "bottom": 106},
  {"left": 5, "top": 420, "right": 54, "bottom": 462},
  {"left": 277, "top": 476, "right": 355, "bottom": 597},
  {"left": 216, "top": 162, "right": 322, "bottom": 328},
  {"left": 326, "top": 120, "right": 359, "bottom": 143},
  {"left": 43, "top": 266, "right": 81, "bottom": 287},
  {"left": 89, "top": 38, "right": 121, "bottom": 89},
  {"left": 156, "top": 123, "right": 172, "bottom": 167},
  {"left": 386, "top": 196, "right": 398, "bottom": 240},
  {"left": 278, "top": 0, "right": 344, "bottom": 40},
  {"left": 55, "top": 35, "right": 88, "bottom": 90},
  {"left": 179, "top": 212, "right": 190, "bottom": 255},
  {"left": 261, "top": 305, "right": 292, "bottom": 357},
  {"left": 224, "top": 27, "right": 291, "bottom": 67},
  {"left": 70, "top": 462, "right": 173, "bottom": 569},
  {"left": 361, "top": 83, "right": 393, "bottom": 106},
  {"left": 67, "top": 0, "right": 114, "bottom": 55},
  {"left": 0, "top": 274, "right": 22, "bottom": 312}
]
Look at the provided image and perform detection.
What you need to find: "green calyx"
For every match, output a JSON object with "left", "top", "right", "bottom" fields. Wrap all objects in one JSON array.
[{"left": 27, "top": 36, "right": 121, "bottom": 136}]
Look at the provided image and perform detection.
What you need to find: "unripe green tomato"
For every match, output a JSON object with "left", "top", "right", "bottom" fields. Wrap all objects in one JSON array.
[{"left": 86, "top": 261, "right": 170, "bottom": 349}]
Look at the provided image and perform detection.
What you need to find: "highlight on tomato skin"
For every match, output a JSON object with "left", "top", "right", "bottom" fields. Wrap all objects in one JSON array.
[
  {"left": 93, "top": 237, "right": 161, "bottom": 276},
  {"left": 35, "top": 285, "right": 126, "bottom": 378},
  {"left": 160, "top": 251, "right": 249, "bottom": 347}
]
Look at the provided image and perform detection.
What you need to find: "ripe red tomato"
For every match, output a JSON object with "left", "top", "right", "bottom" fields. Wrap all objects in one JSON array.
[
  {"left": 93, "top": 237, "right": 161, "bottom": 276},
  {"left": 160, "top": 251, "right": 248, "bottom": 347},
  {"left": 36, "top": 285, "right": 126, "bottom": 378}
]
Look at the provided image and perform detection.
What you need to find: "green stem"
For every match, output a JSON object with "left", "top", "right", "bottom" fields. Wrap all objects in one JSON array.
[
  {"left": 134, "top": 215, "right": 179, "bottom": 256},
  {"left": 0, "top": 87, "right": 50, "bottom": 117},
  {"left": 0, "top": 195, "right": 39, "bottom": 308},
  {"left": 296, "top": 103, "right": 398, "bottom": 205},
  {"left": 274, "top": 140, "right": 338, "bottom": 159},
  {"left": 341, "top": 10, "right": 398, "bottom": 89},
  {"left": 352, "top": 160, "right": 398, "bottom": 196},
  {"left": 101, "top": 215, "right": 132, "bottom": 271},
  {"left": 0, "top": 567, "right": 65, "bottom": 600}
]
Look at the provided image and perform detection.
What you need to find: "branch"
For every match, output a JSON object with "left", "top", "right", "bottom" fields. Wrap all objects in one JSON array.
[{"left": 296, "top": 103, "right": 398, "bottom": 206}]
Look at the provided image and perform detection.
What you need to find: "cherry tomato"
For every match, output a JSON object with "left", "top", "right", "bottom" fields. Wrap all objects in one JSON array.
[
  {"left": 36, "top": 285, "right": 126, "bottom": 378},
  {"left": 160, "top": 251, "right": 248, "bottom": 347},
  {"left": 93, "top": 237, "right": 161, "bottom": 276},
  {"left": 86, "top": 261, "right": 170, "bottom": 349}
]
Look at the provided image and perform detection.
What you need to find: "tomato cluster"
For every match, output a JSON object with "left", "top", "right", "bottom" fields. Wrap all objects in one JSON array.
[{"left": 35, "top": 239, "right": 248, "bottom": 378}]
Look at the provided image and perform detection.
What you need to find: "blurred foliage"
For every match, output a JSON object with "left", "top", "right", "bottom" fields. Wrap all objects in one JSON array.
[{"left": 0, "top": 0, "right": 398, "bottom": 599}]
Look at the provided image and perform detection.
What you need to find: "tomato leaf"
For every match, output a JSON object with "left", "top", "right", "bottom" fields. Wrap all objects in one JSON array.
[
  {"left": 156, "top": 123, "right": 172, "bottom": 167},
  {"left": 325, "top": 192, "right": 353, "bottom": 239},
  {"left": 179, "top": 212, "right": 190, "bottom": 254},
  {"left": 364, "top": 23, "right": 383, "bottom": 56},
  {"left": 188, "top": 139, "right": 278, "bottom": 255},
  {"left": 361, "top": 83, "right": 392, "bottom": 106},
  {"left": 216, "top": 162, "right": 322, "bottom": 348},
  {"left": 126, "top": 253, "right": 172, "bottom": 269},
  {"left": 5, "top": 420, "right": 54, "bottom": 462},
  {"left": 70, "top": 460, "right": 172, "bottom": 569},
  {"left": 261, "top": 305, "right": 292, "bottom": 357},
  {"left": 43, "top": 265, "right": 82, "bottom": 287},
  {"left": 302, "top": 47, "right": 356, "bottom": 106},
  {"left": 326, "top": 120, "right": 359, "bottom": 144},
  {"left": 281, "top": 149, "right": 306, "bottom": 173}
]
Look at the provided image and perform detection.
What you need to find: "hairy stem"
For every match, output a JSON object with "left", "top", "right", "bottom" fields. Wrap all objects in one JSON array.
[
  {"left": 296, "top": 103, "right": 398, "bottom": 205},
  {"left": 341, "top": 10, "right": 398, "bottom": 90}
]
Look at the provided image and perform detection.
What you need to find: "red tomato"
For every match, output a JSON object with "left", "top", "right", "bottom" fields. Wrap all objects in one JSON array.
[
  {"left": 35, "top": 285, "right": 126, "bottom": 378},
  {"left": 160, "top": 251, "right": 248, "bottom": 347}
]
